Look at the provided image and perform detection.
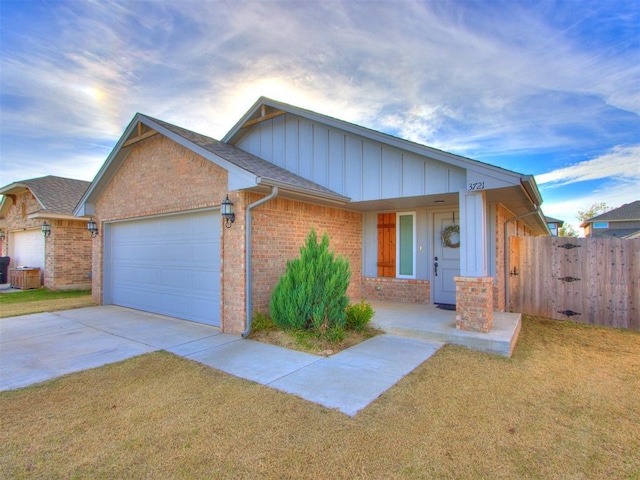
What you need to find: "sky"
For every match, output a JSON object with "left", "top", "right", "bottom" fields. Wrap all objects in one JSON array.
[{"left": 1, "top": 0, "right": 639, "bottom": 233}]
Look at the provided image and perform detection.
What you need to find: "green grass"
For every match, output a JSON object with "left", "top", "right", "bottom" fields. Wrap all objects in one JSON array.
[{"left": 0, "top": 288, "right": 90, "bottom": 305}]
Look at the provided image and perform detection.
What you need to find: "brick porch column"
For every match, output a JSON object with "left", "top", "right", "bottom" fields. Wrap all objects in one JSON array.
[{"left": 455, "top": 276, "right": 494, "bottom": 332}]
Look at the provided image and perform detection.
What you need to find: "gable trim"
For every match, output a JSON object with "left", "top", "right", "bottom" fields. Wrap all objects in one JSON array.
[{"left": 74, "top": 114, "right": 260, "bottom": 217}]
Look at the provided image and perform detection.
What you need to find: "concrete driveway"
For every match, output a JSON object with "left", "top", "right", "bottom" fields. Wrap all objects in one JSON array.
[
  {"left": 0, "top": 306, "right": 224, "bottom": 391},
  {"left": 1, "top": 306, "right": 443, "bottom": 416}
]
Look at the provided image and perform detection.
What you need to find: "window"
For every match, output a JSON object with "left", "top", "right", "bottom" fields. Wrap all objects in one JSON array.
[
  {"left": 397, "top": 213, "right": 416, "bottom": 278},
  {"left": 593, "top": 221, "right": 609, "bottom": 229}
]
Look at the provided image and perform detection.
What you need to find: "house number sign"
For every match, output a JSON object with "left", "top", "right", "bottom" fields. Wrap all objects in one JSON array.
[{"left": 467, "top": 181, "right": 485, "bottom": 191}]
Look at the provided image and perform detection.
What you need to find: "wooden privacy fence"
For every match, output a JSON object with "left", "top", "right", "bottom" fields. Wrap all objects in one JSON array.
[{"left": 509, "top": 236, "right": 639, "bottom": 330}]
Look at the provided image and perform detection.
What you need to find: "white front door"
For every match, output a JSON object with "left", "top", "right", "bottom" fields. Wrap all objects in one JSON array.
[{"left": 433, "top": 211, "right": 460, "bottom": 305}]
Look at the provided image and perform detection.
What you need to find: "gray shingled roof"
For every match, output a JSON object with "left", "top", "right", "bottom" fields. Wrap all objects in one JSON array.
[
  {"left": 544, "top": 215, "right": 564, "bottom": 225},
  {"left": 9, "top": 176, "right": 91, "bottom": 215},
  {"left": 585, "top": 200, "right": 640, "bottom": 222},
  {"left": 590, "top": 227, "right": 640, "bottom": 239},
  {"left": 145, "top": 115, "right": 348, "bottom": 200}
]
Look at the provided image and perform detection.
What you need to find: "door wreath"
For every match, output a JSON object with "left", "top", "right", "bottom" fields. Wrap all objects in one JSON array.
[{"left": 441, "top": 224, "right": 460, "bottom": 248}]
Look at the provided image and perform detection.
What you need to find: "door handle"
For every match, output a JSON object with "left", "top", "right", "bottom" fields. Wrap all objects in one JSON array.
[{"left": 434, "top": 256, "right": 438, "bottom": 277}]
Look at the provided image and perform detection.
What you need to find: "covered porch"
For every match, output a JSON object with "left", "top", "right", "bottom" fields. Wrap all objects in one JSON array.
[{"left": 369, "top": 300, "right": 522, "bottom": 357}]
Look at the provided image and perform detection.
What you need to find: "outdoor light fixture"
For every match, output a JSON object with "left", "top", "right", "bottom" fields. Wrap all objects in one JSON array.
[
  {"left": 221, "top": 195, "right": 235, "bottom": 228},
  {"left": 87, "top": 218, "right": 99, "bottom": 238},
  {"left": 42, "top": 221, "right": 51, "bottom": 238},
  {"left": 0, "top": 230, "right": 4, "bottom": 240}
]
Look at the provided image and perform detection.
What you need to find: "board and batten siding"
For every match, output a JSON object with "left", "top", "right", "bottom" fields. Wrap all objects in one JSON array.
[{"left": 236, "top": 114, "right": 466, "bottom": 201}]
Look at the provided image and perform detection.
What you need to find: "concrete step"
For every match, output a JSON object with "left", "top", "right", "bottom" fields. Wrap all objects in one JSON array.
[{"left": 369, "top": 301, "right": 522, "bottom": 357}]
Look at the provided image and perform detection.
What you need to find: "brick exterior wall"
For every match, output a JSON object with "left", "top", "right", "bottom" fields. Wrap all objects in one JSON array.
[
  {"left": 43, "top": 219, "right": 92, "bottom": 290},
  {"left": 221, "top": 190, "right": 247, "bottom": 335},
  {"left": 249, "top": 193, "right": 362, "bottom": 316},
  {"left": 0, "top": 190, "right": 92, "bottom": 290},
  {"left": 455, "top": 276, "right": 494, "bottom": 332},
  {"left": 361, "top": 277, "right": 430, "bottom": 303}
]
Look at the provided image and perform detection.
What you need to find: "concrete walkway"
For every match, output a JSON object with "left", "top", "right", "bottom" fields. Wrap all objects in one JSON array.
[{"left": 0, "top": 306, "right": 443, "bottom": 416}]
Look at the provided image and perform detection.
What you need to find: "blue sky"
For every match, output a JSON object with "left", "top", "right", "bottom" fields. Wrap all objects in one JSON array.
[{"left": 1, "top": 0, "right": 638, "bottom": 232}]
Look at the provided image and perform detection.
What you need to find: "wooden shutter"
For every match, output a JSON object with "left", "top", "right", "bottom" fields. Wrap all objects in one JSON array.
[{"left": 377, "top": 213, "right": 396, "bottom": 277}]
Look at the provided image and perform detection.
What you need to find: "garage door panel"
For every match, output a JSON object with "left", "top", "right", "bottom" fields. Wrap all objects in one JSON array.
[
  {"left": 9, "top": 230, "right": 45, "bottom": 271},
  {"left": 109, "top": 211, "right": 220, "bottom": 326}
]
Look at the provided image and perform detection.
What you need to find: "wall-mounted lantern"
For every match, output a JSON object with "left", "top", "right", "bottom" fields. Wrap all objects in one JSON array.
[
  {"left": 221, "top": 195, "right": 235, "bottom": 228},
  {"left": 87, "top": 218, "right": 99, "bottom": 238},
  {"left": 0, "top": 230, "right": 5, "bottom": 240},
  {"left": 42, "top": 221, "right": 51, "bottom": 238}
]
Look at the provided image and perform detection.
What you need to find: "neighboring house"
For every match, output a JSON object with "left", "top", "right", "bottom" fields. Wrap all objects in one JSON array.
[
  {"left": 75, "top": 97, "right": 549, "bottom": 335},
  {"left": 0, "top": 175, "right": 92, "bottom": 290},
  {"left": 544, "top": 216, "right": 564, "bottom": 237},
  {"left": 580, "top": 201, "right": 640, "bottom": 239}
]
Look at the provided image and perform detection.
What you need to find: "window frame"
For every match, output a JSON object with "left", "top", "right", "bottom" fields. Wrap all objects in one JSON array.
[{"left": 396, "top": 211, "right": 416, "bottom": 279}]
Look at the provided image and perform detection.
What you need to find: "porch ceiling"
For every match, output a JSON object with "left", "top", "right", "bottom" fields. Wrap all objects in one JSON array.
[{"left": 348, "top": 193, "right": 459, "bottom": 212}]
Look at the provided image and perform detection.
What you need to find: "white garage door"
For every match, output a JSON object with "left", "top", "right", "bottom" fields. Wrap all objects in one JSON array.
[
  {"left": 108, "top": 210, "right": 221, "bottom": 326},
  {"left": 9, "top": 229, "right": 45, "bottom": 271}
]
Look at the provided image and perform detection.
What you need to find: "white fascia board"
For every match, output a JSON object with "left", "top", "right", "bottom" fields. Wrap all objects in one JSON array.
[
  {"left": 257, "top": 178, "right": 351, "bottom": 205},
  {"left": 0, "top": 183, "right": 46, "bottom": 211},
  {"left": 520, "top": 175, "right": 544, "bottom": 206},
  {"left": 28, "top": 212, "right": 90, "bottom": 221},
  {"left": 0, "top": 182, "right": 28, "bottom": 195}
]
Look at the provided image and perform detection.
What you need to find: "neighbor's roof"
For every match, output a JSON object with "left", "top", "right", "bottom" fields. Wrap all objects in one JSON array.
[
  {"left": 0, "top": 175, "right": 91, "bottom": 217},
  {"left": 588, "top": 228, "right": 640, "bottom": 239},
  {"left": 580, "top": 200, "right": 640, "bottom": 227},
  {"left": 544, "top": 215, "right": 564, "bottom": 226}
]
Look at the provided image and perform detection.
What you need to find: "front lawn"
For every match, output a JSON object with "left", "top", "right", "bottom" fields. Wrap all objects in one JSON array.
[
  {"left": 0, "top": 288, "right": 94, "bottom": 318},
  {"left": 1, "top": 316, "right": 639, "bottom": 479}
]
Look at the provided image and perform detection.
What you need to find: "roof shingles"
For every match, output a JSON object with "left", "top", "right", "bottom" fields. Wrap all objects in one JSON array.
[
  {"left": 9, "top": 176, "right": 90, "bottom": 215},
  {"left": 146, "top": 116, "right": 348, "bottom": 200},
  {"left": 585, "top": 201, "right": 640, "bottom": 223}
]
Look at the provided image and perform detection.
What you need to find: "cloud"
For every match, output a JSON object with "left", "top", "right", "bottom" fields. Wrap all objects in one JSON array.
[
  {"left": 541, "top": 177, "right": 640, "bottom": 233},
  {"left": 536, "top": 145, "right": 640, "bottom": 186},
  {"left": 1, "top": 0, "right": 639, "bottom": 193}
]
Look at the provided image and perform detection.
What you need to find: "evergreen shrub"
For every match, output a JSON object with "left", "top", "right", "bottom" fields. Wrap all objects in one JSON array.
[{"left": 270, "top": 229, "right": 351, "bottom": 333}]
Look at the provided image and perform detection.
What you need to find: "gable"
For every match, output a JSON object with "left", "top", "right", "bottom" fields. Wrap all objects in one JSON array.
[
  {"left": 233, "top": 112, "right": 468, "bottom": 202},
  {"left": 94, "top": 135, "right": 228, "bottom": 220},
  {"left": 76, "top": 113, "right": 348, "bottom": 217},
  {"left": 226, "top": 99, "right": 529, "bottom": 207}
]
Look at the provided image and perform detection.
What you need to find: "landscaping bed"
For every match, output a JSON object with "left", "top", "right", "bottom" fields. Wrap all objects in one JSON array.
[{"left": 248, "top": 313, "right": 381, "bottom": 355}]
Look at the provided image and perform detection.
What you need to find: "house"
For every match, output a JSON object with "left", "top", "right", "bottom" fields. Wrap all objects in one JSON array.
[
  {"left": 580, "top": 201, "right": 640, "bottom": 239},
  {"left": 544, "top": 216, "right": 564, "bottom": 237},
  {"left": 75, "top": 97, "right": 549, "bottom": 336},
  {"left": 0, "top": 175, "right": 92, "bottom": 290}
]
